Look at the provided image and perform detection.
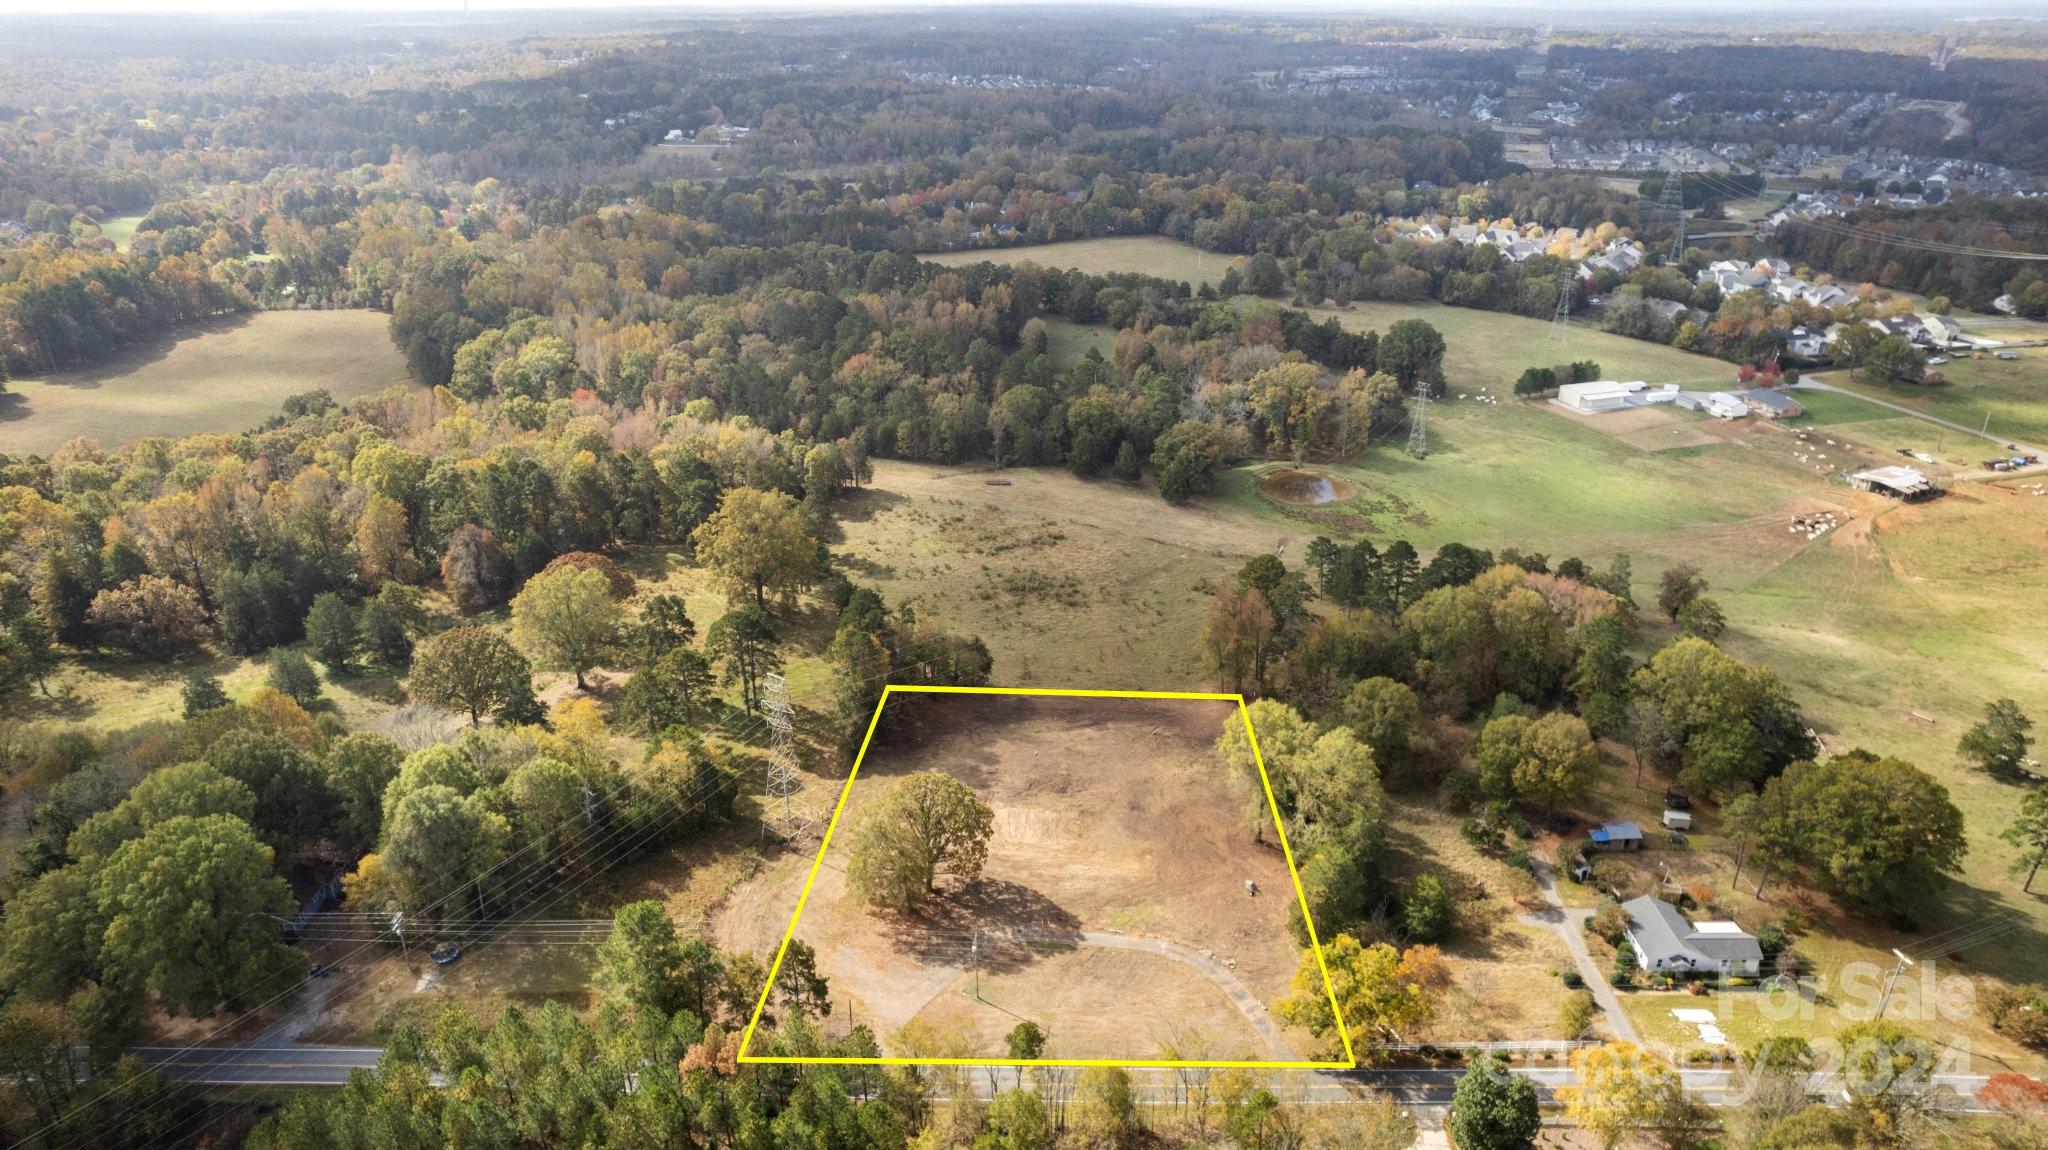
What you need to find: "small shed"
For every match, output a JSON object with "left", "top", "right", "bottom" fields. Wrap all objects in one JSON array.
[
  {"left": 1662, "top": 809, "right": 1693, "bottom": 830},
  {"left": 1589, "top": 821, "right": 1644, "bottom": 852},
  {"left": 1850, "top": 466, "right": 1936, "bottom": 501}
]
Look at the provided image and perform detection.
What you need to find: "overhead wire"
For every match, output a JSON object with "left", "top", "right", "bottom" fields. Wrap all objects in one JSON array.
[{"left": 42, "top": 645, "right": 955, "bottom": 1149}]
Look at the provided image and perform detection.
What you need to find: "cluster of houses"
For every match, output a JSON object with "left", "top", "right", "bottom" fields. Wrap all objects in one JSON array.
[
  {"left": 1697, "top": 257, "right": 1855, "bottom": 311},
  {"left": 1840, "top": 149, "right": 2036, "bottom": 200},
  {"left": 1696, "top": 258, "right": 2012, "bottom": 361},
  {"left": 660, "top": 124, "right": 752, "bottom": 146},
  {"left": 1390, "top": 218, "right": 1650, "bottom": 275},
  {"left": 1786, "top": 311, "right": 2007, "bottom": 361},
  {"left": 1543, "top": 137, "right": 1729, "bottom": 173},
  {"left": 903, "top": 70, "right": 1104, "bottom": 92},
  {"left": 1395, "top": 219, "right": 1545, "bottom": 262}
]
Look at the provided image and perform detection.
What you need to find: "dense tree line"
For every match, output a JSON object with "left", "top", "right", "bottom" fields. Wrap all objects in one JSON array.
[
  {"left": 0, "top": 239, "right": 249, "bottom": 374},
  {"left": 1199, "top": 534, "right": 1971, "bottom": 963},
  {"left": 1779, "top": 201, "right": 2048, "bottom": 316}
]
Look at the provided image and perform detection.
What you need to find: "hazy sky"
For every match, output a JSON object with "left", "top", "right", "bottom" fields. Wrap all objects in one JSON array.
[{"left": 5, "top": 0, "right": 2035, "bottom": 15}]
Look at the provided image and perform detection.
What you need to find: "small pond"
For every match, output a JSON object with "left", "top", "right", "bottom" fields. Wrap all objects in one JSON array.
[{"left": 1256, "top": 467, "right": 1357, "bottom": 505}]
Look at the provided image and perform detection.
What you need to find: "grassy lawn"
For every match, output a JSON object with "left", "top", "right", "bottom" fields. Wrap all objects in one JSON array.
[
  {"left": 920, "top": 236, "right": 1237, "bottom": 289},
  {"left": 1382, "top": 793, "right": 1576, "bottom": 1043},
  {"left": 1044, "top": 319, "right": 1115, "bottom": 367},
  {"left": 0, "top": 310, "right": 414, "bottom": 454},
  {"left": 1553, "top": 750, "right": 2047, "bottom": 1075},
  {"left": 839, "top": 394, "right": 2048, "bottom": 1067},
  {"left": 1809, "top": 350, "right": 2048, "bottom": 450},
  {"left": 1302, "top": 300, "right": 1741, "bottom": 394},
  {"left": 98, "top": 214, "right": 147, "bottom": 252},
  {"left": 1785, "top": 388, "right": 1899, "bottom": 427}
]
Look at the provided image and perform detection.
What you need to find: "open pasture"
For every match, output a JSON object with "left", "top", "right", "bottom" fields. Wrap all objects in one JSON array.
[
  {"left": 1302, "top": 300, "right": 1740, "bottom": 395},
  {"left": 0, "top": 310, "right": 413, "bottom": 454},
  {"left": 920, "top": 236, "right": 1236, "bottom": 289},
  {"left": 1808, "top": 352, "right": 2048, "bottom": 451},
  {"left": 832, "top": 389, "right": 2048, "bottom": 1035}
]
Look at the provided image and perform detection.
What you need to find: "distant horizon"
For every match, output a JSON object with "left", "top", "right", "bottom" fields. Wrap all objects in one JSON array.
[{"left": 4, "top": 0, "right": 2045, "bottom": 21}]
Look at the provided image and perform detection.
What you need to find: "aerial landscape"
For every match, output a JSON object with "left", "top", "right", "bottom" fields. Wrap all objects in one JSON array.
[{"left": 0, "top": 1, "right": 2046, "bottom": 1147}]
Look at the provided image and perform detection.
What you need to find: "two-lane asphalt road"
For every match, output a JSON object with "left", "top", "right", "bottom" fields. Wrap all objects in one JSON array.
[
  {"left": 132, "top": 1045, "right": 383, "bottom": 1087},
  {"left": 130, "top": 1045, "right": 1992, "bottom": 1114}
]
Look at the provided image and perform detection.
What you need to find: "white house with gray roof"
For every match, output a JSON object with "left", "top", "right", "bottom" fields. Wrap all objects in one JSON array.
[{"left": 1622, "top": 895, "right": 1762, "bottom": 976}]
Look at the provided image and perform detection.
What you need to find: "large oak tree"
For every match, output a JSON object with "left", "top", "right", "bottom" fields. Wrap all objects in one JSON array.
[{"left": 846, "top": 770, "right": 994, "bottom": 912}]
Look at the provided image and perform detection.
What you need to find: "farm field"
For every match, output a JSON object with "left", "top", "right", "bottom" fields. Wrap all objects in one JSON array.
[
  {"left": 920, "top": 236, "right": 1236, "bottom": 289},
  {"left": 1300, "top": 300, "right": 1739, "bottom": 395},
  {"left": 1807, "top": 351, "right": 2048, "bottom": 451},
  {"left": 833, "top": 392, "right": 2048, "bottom": 1062},
  {"left": 718, "top": 693, "right": 1316, "bottom": 1062},
  {"left": 0, "top": 310, "right": 413, "bottom": 454},
  {"left": 834, "top": 398, "right": 1851, "bottom": 690},
  {"left": 98, "top": 214, "right": 146, "bottom": 251}
]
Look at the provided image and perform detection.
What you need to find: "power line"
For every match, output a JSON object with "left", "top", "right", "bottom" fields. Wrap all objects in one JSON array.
[
  {"left": 45, "top": 647, "right": 957, "bottom": 1150},
  {"left": 1660, "top": 158, "right": 1687, "bottom": 263}
]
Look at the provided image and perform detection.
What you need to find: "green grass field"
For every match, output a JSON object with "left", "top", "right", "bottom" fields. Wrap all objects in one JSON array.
[
  {"left": 920, "top": 235, "right": 1237, "bottom": 289},
  {"left": 1809, "top": 351, "right": 2048, "bottom": 451},
  {"left": 0, "top": 310, "right": 413, "bottom": 454},
  {"left": 924, "top": 237, "right": 1743, "bottom": 394},
  {"left": 1044, "top": 319, "right": 1115, "bottom": 367},
  {"left": 1302, "top": 300, "right": 1740, "bottom": 394},
  {"left": 837, "top": 392, "right": 2048, "bottom": 1056},
  {"left": 98, "top": 214, "right": 147, "bottom": 252}
]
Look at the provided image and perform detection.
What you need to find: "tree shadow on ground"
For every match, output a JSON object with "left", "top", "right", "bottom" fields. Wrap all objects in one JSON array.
[
  {"left": 329, "top": 670, "right": 409, "bottom": 707},
  {"left": 833, "top": 553, "right": 897, "bottom": 581},
  {"left": 829, "top": 486, "right": 908, "bottom": 528},
  {"left": 880, "top": 877, "right": 1084, "bottom": 975},
  {"left": 22, "top": 314, "right": 254, "bottom": 392}
]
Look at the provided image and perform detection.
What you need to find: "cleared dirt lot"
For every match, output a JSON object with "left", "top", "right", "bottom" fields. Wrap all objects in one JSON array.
[{"left": 717, "top": 693, "right": 1316, "bottom": 1062}]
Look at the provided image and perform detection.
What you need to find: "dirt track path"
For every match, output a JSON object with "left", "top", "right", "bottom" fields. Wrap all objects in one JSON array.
[
  {"left": 1077, "top": 931, "right": 1297, "bottom": 1060},
  {"left": 943, "top": 927, "right": 1299, "bottom": 1061}
]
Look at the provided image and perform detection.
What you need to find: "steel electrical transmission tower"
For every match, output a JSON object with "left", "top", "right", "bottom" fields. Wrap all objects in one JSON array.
[
  {"left": 1407, "top": 382, "right": 1429, "bottom": 458},
  {"left": 761, "top": 672, "right": 808, "bottom": 841},
  {"left": 1550, "top": 271, "right": 1572, "bottom": 344},
  {"left": 1660, "top": 159, "right": 1687, "bottom": 263}
]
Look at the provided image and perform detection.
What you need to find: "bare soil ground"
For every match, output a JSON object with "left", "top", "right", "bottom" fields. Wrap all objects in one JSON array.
[
  {"left": 1544, "top": 404, "right": 1721, "bottom": 452},
  {"left": 715, "top": 693, "right": 1314, "bottom": 1062}
]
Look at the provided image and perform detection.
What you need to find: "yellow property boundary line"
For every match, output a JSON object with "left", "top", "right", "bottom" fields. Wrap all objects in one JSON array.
[{"left": 735, "top": 684, "right": 1359, "bottom": 1070}]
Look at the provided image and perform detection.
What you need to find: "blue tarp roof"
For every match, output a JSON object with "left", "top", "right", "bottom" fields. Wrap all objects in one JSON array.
[{"left": 1590, "top": 822, "right": 1643, "bottom": 842}]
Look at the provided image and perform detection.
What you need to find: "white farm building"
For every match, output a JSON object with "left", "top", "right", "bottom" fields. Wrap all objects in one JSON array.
[{"left": 1555, "top": 381, "right": 1679, "bottom": 414}]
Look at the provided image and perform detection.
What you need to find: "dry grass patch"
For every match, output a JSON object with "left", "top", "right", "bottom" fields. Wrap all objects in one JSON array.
[
  {"left": 0, "top": 310, "right": 413, "bottom": 454},
  {"left": 749, "top": 693, "right": 1314, "bottom": 1061},
  {"left": 920, "top": 236, "right": 1236, "bottom": 288}
]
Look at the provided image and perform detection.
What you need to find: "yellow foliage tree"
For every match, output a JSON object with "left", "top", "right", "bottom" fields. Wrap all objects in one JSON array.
[
  {"left": 1274, "top": 934, "right": 1439, "bottom": 1059},
  {"left": 1558, "top": 1041, "right": 1688, "bottom": 1149}
]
